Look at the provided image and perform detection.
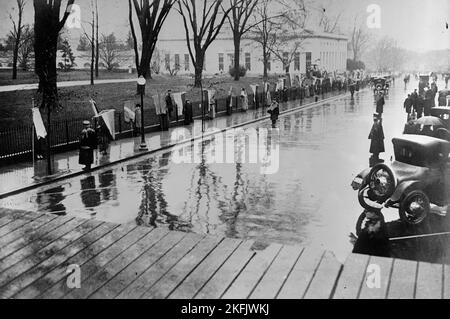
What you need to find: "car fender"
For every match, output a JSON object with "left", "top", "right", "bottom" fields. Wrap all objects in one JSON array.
[
  {"left": 357, "top": 167, "right": 372, "bottom": 186},
  {"left": 389, "top": 180, "right": 425, "bottom": 203}
]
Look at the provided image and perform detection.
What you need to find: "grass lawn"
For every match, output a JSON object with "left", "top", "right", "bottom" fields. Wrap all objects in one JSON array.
[
  {"left": 0, "top": 74, "right": 279, "bottom": 129},
  {"left": 0, "top": 69, "right": 136, "bottom": 86}
]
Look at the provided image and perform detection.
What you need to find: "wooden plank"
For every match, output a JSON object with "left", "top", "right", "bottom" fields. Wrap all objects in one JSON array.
[
  {"left": 0, "top": 214, "right": 57, "bottom": 248},
  {"left": 359, "top": 256, "right": 393, "bottom": 299},
  {"left": 249, "top": 245, "right": 303, "bottom": 299},
  {"left": 332, "top": 253, "right": 369, "bottom": 299},
  {"left": 0, "top": 213, "right": 40, "bottom": 238},
  {"left": 169, "top": 238, "right": 242, "bottom": 299},
  {"left": 415, "top": 262, "right": 443, "bottom": 299},
  {"left": 1, "top": 222, "right": 115, "bottom": 299},
  {"left": 141, "top": 236, "right": 223, "bottom": 299},
  {"left": 303, "top": 251, "right": 342, "bottom": 299},
  {"left": 89, "top": 231, "right": 186, "bottom": 299},
  {"left": 64, "top": 228, "right": 169, "bottom": 299},
  {"left": 39, "top": 225, "right": 151, "bottom": 299},
  {"left": 277, "top": 247, "right": 324, "bottom": 299},
  {"left": 195, "top": 240, "right": 255, "bottom": 300},
  {"left": 0, "top": 216, "right": 74, "bottom": 261},
  {"left": 117, "top": 233, "right": 204, "bottom": 299},
  {"left": 12, "top": 223, "right": 137, "bottom": 299},
  {"left": 221, "top": 244, "right": 283, "bottom": 299},
  {"left": 444, "top": 264, "right": 450, "bottom": 299},
  {"left": 386, "top": 259, "right": 417, "bottom": 299},
  {"left": 0, "top": 210, "right": 31, "bottom": 227},
  {"left": 0, "top": 219, "right": 97, "bottom": 289},
  {"left": 0, "top": 217, "right": 86, "bottom": 273}
]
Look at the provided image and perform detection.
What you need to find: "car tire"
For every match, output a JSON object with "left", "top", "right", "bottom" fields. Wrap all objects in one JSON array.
[
  {"left": 399, "top": 190, "right": 430, "bottom": 225},
  {"left": 367, "top": 164, "right": 397, "bottom": 202}
]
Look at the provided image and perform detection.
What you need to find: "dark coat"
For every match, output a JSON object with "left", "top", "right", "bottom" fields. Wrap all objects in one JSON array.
[
  {"left": 376, "top": 96, "right": 385, "bottom": 114},
  {"left": 404, "top": 97, "right": 413, "bottom": 113},
  {"left": 369, "top": 122, "right": 385, "bottom": 154},
  {"left": 79, "top": 128, "right": 97, "bottom": 165},
  {"left": 183, "top": 101, "right": 193, "bottom": 125},
  {"left": 353, "top": 228, "right": 391, "bottom": 257}
]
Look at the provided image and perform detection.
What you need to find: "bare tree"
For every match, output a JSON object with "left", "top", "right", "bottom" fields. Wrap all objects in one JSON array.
[
  {"left": 178, "top": 0, "right": 234, "bottom": 87},
  {"left": 368, "top": 36, "right": 404, "bottom": 72},
  {"left": 10, "top": 0, "right": 26, "bottom": 79},
  {"left": 95, "top": 0, "right": 99, "bottom": 78},
  {"left": 129, "top": 0, "right": 176, "bottom": 81},
  {"left": 350, "top": 15, "right": 370, "bottom": 62},
  {"left": 99, "top": 33, "right": 123, "bottom": 71},
  {"left": 17, "top": 25, "right": 34, "bottom": 71},
  {"left": 225, "top": 0, "right": 259, "bottom": 81},
  {"left": 33, "top": 0, "right": 75, "bottom": 174},
  {"left": 250, "top": 0, "right": 306, "bottom": 79},
  {"left": 317, "top": 6, "right": 342, "bottom": 33},
  {"left": 81, "top": 0, "right": 97, "bottom": 85}
]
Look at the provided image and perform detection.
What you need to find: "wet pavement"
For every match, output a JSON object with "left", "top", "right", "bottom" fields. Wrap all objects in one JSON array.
[{"left": 2, "top": 80, "right": 450, "bottom": 264}]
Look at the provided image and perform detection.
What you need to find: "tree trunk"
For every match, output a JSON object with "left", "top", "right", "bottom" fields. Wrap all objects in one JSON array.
[
  {"left": 194, "top": 50, "right": 205, "bottom": 88},
  {"left": 90, "top": 22, "right": 95, "bottom": 85},
  {"left": 233, "top": 33, "right": 241, "bottom": 81},
  {"left": 263, "top": 51, "right": 268, "bottom": 81},
  {"left": 12, "top": 41, "right": 19, "bottom": 80},
  {"left": 95, "top": 0, "right": 99, "bottom": 78}
]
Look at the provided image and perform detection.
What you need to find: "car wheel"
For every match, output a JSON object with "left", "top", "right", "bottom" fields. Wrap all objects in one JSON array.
[
  {"left": 367, "top": 164, "right": 397, "bottom": 202},
  {"left": 399, "top": 190, "right": 430, "bottom": 225}
]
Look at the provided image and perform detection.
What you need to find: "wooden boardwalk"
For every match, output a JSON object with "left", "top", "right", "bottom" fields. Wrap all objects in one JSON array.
[{"left": 0, "top": 209, "right": 448, "bottom": 299}]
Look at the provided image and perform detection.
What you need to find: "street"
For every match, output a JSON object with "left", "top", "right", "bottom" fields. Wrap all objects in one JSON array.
[{"left": 1, "top": 79, "right": 449, "bottom": 263}]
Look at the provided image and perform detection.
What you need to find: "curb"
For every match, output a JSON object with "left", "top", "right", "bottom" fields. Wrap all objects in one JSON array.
[{"left": 0, "top": 90, "right": 355, "bottom": 200}]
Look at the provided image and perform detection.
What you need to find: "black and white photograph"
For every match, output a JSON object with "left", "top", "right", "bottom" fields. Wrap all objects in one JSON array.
[{"left": 0, "top": 0, "right": 449, "bottom": 303}]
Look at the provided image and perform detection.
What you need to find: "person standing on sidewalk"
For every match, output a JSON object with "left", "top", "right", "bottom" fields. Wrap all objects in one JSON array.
[
  {"left": 183, "top": 99, "right": 193, "bottom": 125},
  {"left": 96, "top": 117, "right": 112, "bottom": 155},
  {"left": 165, "top": 90, "right": 175, "bottom": 119},
  {"left": 226, "top": 87, "right": 233, "bottom": 115},
  {"left": 79, "top": 121, "right": 98, "bottom": 171},
  {"left": 369, "top": 113, "right": 385, "bottom": 162},
  {"left": 403, "top": 94, "right": 413, "bottom": 121},
  {"left": 240, "top": 88, "right": 249, "bottom": 112},
  {"left": 376, "top": 93, "right": 385, "bottom": 119},
  {"left": 134, "top": 104, "right": 142, "bottom": 136},
  {"left": 267, "top": 99, "right": 280, "bottom": 128}
]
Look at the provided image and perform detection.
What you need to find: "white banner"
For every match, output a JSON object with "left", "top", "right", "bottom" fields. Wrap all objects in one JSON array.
[
  {"left": 124, "top": 100, "right": 135, "bottom": 123},
  {"left": 173, "top": 92, "right": 185, "bottom": 115},
  {"left": 32, "top": 108, "right": 47, "bottom": 140},
  {"left": 99, "top": 110, "right": 116, "bottom": 140},
  {"left": 90, "top": 99, "right": 99, "bottom": 117},
  {"left": 250, "top": 85, "right": 258, "bottom": 103}
]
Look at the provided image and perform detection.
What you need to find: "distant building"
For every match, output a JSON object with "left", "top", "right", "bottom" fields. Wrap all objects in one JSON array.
[{"left": 156, "top": 29, "right": 348, "bottom": 76}]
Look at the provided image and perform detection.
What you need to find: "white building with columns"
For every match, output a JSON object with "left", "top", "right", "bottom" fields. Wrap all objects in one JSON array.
[{"left": 156, "top": 26, "right": 348, "bottom": 76}]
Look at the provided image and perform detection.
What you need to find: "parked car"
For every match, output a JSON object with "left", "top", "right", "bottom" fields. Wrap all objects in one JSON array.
[
  {"left": 372, "top": 78, "right": 389, "bottom": 95},
  {"left": 351, "top": 134, "right": 450, "bottom": 234},
  {"left": 438, "top": 90, "right": 450, "bottom": 106}
]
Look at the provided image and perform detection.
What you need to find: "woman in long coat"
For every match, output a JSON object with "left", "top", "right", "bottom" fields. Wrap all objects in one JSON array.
[{"left": 369, "top": 114, "right": 385, "bottom": 160}]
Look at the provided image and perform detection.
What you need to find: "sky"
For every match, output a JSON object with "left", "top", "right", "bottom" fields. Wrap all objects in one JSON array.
[{"left": 0, "top": 0, "right": 448, "bottom": 52}]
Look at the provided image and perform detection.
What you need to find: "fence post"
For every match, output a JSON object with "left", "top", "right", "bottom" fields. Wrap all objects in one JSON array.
[
  {"left": 118, "top": 112, "right": 122, "bottom": 135},
  {"left": 65, "top": 120, "right": 70, "bottom": 146}
]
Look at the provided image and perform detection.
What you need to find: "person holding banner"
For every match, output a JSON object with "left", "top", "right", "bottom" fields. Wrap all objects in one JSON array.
[
  {"left": 240, "top": 88, "right": 249, "bottom": 112},
  {"left": 183, "top": 99, "right": 193, "bottom": 125},
  {"left": 96, "top": 116, "right": 112, "bottom": 155},
  {"left": 79, "top": 120, "right": 98, "bottom": 171},
  {"left": 207, "top": 90, "right": 216, "bottom": 119},
  {"left": 226, "top": 87, "right": 233, "bottom": 115}
]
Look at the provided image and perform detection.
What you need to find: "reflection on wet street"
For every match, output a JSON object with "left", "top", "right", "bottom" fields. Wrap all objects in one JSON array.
[{"left": 2, "top": 80, "right": 450, "bottom": 263}]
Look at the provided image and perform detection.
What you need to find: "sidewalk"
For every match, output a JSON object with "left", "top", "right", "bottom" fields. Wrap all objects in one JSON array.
[{"left": 0, "top": 90, "right": 350, "bottom": 199}]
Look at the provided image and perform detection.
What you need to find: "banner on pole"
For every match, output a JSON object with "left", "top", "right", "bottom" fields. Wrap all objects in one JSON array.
[
  {"left": 172, "top": 92, "right": 186, "bottom": 115},
  {"left": 90, "top": 99, "right": 100, "bottom": 117},
  {"left": 32, "top": 107, "right": 47, "bottom": 140},
  {"left": 124, "top": 100, "right": 136, "bottom": 123},
  {"left": 98, "top": 110, "right": 116, "bottom": 140}
]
